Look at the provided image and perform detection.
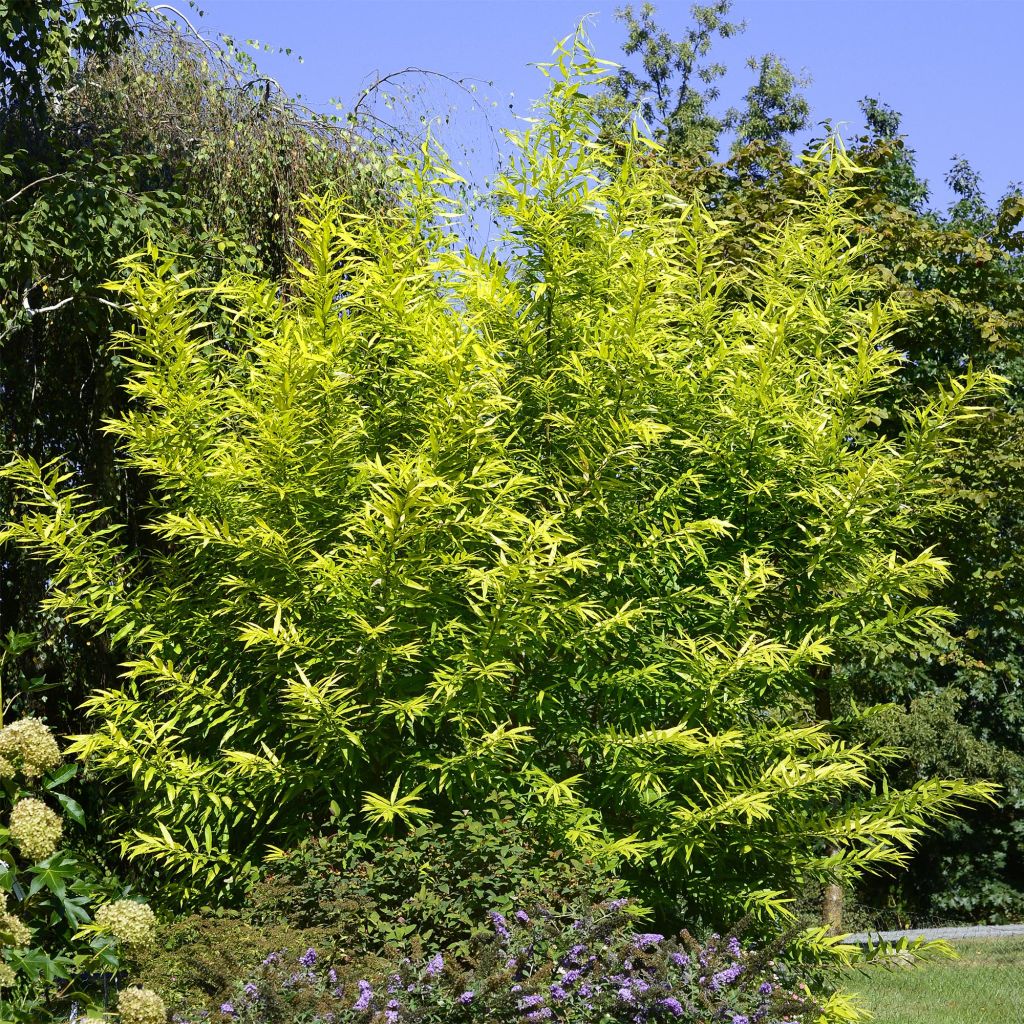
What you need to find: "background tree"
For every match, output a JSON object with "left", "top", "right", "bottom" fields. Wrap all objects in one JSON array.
[
  {"left": 839, "top": 109, "right": 1024, "bottom": 925},
  {"left": 601, "top": 0, "right": 1024, "bottom": 925},
  {"left": 598, "top": 1, "right": 809, "bottom": 165}
]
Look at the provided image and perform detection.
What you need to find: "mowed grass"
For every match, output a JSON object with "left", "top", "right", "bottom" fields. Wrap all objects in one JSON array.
[{"left": 848, "top": 937, "right": 1024, "bottom": 1024}]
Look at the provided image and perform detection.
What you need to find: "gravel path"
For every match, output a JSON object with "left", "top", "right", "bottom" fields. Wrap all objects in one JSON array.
[{"left": 845, "top": 924, "right": 1024, "bottom": 944}]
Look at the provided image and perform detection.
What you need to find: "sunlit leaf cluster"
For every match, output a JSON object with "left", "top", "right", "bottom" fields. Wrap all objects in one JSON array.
[{"left": 1, "top": 33, "right": 1000, "bottom": 915}]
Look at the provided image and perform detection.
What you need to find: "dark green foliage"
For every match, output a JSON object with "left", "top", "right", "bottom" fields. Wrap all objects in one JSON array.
[
  {"left": 247, "top": 805, "right": 630, "bottom": 957},
  {"left": 0, "top": 0, "right": 139, "bottom": 103},
  {"left": 838, "top": 109, "right": 1024, "bottom": 923},
  {"left": 858, "top": 692, "right": 1024, "bottom": 924},
  {"left": 135, "top": 806, "right": 628, "bottom": 1014}
]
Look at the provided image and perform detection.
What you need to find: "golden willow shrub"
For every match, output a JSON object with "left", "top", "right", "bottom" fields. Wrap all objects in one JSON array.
[{"left": 0, "top": 35, "right": 1001, "bottom": 914}]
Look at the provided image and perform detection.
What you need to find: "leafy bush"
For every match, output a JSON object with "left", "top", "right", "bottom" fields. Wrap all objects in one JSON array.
[
  {"left": 166, "top": 900, "right": 857, "bottom": 1024},
  {"left": 0, "top": 716, "right": 155, "bottom": 1022},
  {"left": 1, "top": 32, "right": 999, "bottom": 917},
  {"left": 134, "top": 804, "right": 626, "bottom": 1011},
  {"left": 248, "top": 805, "right": 630, "bottom": 955},
  {"left": 853, "top": 690, "right": 1024, "bottom": 924},
  {"left": 134, "top": 911, "right": 331, "bottom": 1018}
]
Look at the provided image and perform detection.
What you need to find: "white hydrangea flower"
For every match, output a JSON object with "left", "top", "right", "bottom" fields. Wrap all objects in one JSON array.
[
  {"left": 117, "top": 986, "right": 167, "bottom": 1024},
  {"left": 8, "top": 797, "right": 63, "bottom": 861}
]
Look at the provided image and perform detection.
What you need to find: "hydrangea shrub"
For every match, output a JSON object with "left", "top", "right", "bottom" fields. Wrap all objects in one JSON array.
[{"left": 0, "top": 716, "right": 157, "bottom": 1022}]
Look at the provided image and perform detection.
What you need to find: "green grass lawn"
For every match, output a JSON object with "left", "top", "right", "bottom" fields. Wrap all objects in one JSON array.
[{"left": 848, "top": 938, "right": 1024, "bottom": 1024}]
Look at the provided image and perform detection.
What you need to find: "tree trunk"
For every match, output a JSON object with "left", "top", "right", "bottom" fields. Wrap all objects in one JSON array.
[
  {"left": 814, "top": 669, "right": 844, "bottom": 933},
  {"left": 822, "top": 879, "right": 844, "bottom": 934}
]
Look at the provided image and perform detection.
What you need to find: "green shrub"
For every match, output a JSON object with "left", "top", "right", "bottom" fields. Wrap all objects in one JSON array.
[
  {"left": 134, "top": 802, "right": 626, "bottom": 1013},
  {"left": 1, "top": 31, "right": 999, "bottom": 918},
  {"left": 166, "top": 900, "right": 858, "bottom": 1024},
  {"left": 248, "top": 803, "right": 630, "bottom": 955},
  {"left": 134, "top": 912, "right": 331, "bottom": 1017}
]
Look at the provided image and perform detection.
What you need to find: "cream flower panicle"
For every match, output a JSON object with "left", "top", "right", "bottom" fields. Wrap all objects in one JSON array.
[
  {"left": 95, "top": 899, "right": 158, "bottom": 951},
  {"left": 0, "top": 718, "right": 61, "bottom": 778},
  {"left": 8, "top": 797, "right": 63, "bottom": 862},
  {"left": 117, "top": 986, "right": 167, "bottom": 1024},
  {"left": 0, "top": 910, "right": 32, "bottom": 947}
]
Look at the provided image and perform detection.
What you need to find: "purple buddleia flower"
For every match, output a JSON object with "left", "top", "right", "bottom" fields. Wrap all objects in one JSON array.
[
  {"left": 617, "top": 987, "right": 634, "bottom": 1003},
  {"left": 711, "top": 963, "right": 743, "bottom": 990},
  {"left": 608, "top": 898, "right": 629, "bottom": 910},
  {"left": 727, "top": 936, "right": 742, "bottom": 958},
  {"left": 670, "top": 951, "right": 689, "bottom": 967},
  {"left": 549, "top": 984, "right": 568, "bottom": 1001},
  {"left": 458, "top": 991, "right": 475, "bottom": 1004},
  {"left": 633, "top": 933, "right": 664, "bottom": 948},
  {"left": 515, "top": 910, "right": 531, "bottom": 924},
  {"left": 659, "top": 997, "right": 684, "bottom": 1017},
  {"left": 519, "top": 995, "right": 544, "bottom": 1008},
  {"left": 219, "top": 1004, "right": 234, "bottom": 1016},
  {"left": 328, "top": 968, "right": 338, "bottom": 985},
  {"left": 489, "top": 910, "right": 511, "bottom": 940},
  {"left": 732, "top": 1016, "right": 750, "bottom": 1024},
  {"left": 261, "top": 952, "right": 281, "bottom": 967},
  {"left": 527, "top": 1011, "right": 552, "bottom": 1021},
  {"left": 243, "top": 983, "right": 258, "bottom": 1000},
  {"left": 353, "top": 980, "right": 373, "bottom": 1011},
  {"left": 425, "top": 953, "right": 444, "bottom": 977},
  {"left": 759, "top": 981, "right": 773, "bottom": 995},
  {"left": 299, "top": 947, "right": 317, "bottom": 968}
]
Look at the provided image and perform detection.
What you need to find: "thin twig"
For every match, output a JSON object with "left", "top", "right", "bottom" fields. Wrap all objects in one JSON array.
[
  {"left": 21, "top": 291, "right": 75, "bottom": 316},
  {"left": 3, "top": 173, "right": 64, "bottom": 205},
  {"left": 352, "top": 66, "right": 490, "bottom": 120},
  {"left": 146, "top": 4, "right": 222, "bottom": 61}
]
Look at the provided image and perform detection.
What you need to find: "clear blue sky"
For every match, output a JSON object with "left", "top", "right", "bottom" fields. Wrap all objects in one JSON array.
[{"left": 192, "top": 0, "right": 1023, "bottom": 210}]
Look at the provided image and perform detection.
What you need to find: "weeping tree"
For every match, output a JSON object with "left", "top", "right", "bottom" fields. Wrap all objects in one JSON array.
[{"left": 2, "top": 36, "right": 999, "bottom": 921}]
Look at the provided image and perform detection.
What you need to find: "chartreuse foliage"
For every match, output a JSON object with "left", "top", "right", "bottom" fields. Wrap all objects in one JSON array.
[{"left": 0, "top": 34, "right": 1000, "bottom": 919}]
